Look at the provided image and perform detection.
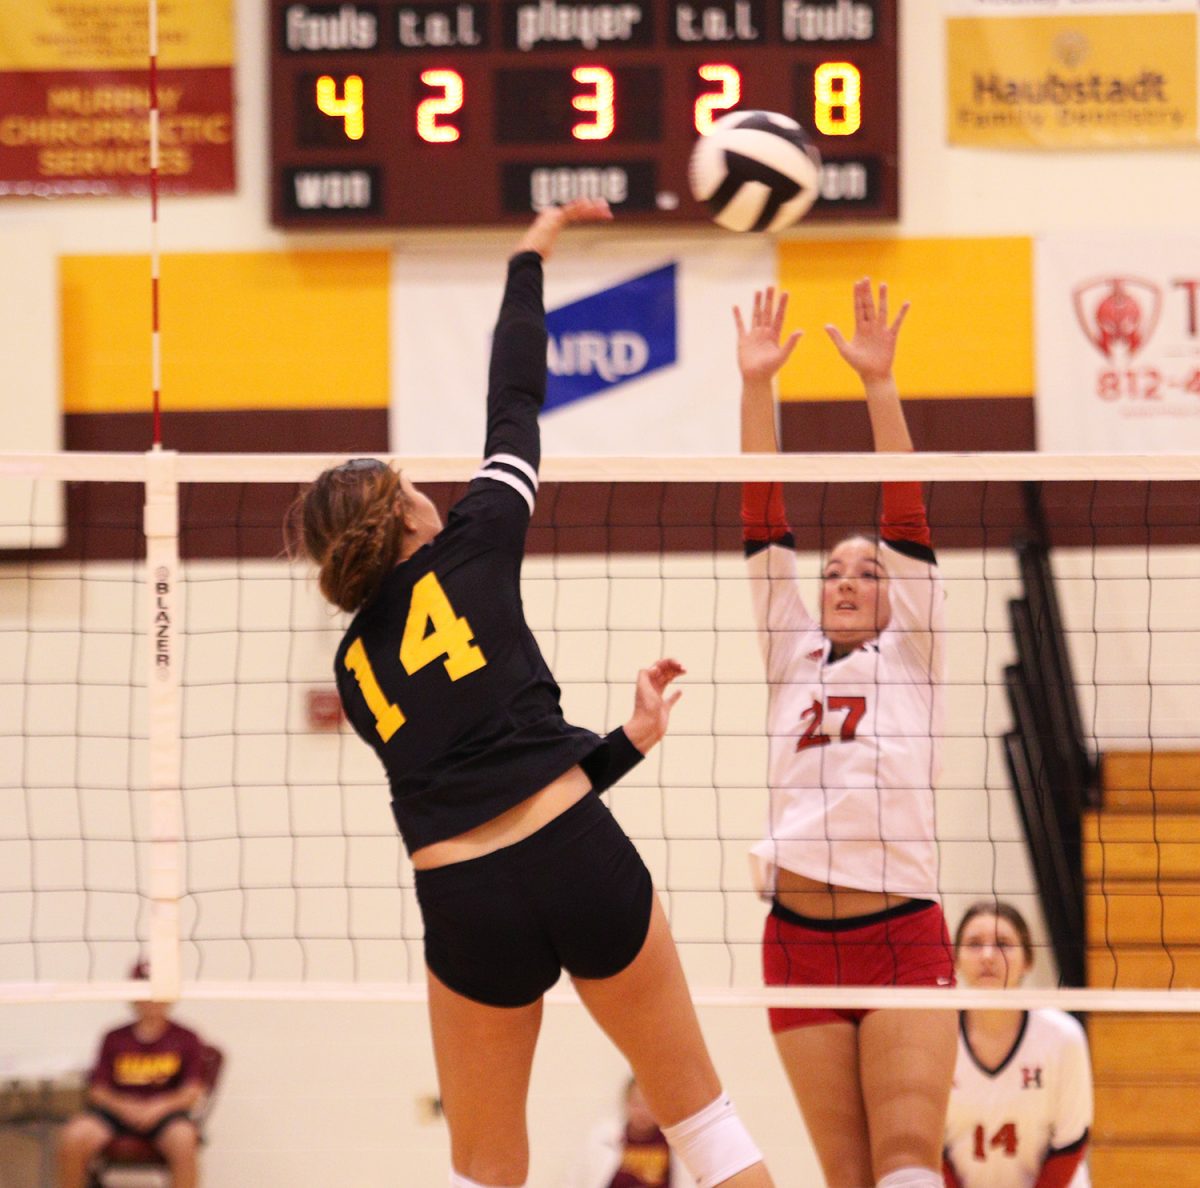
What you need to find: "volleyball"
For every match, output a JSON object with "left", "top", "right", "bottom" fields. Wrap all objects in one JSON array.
[{"left": 688, "top": 110, "right": 823, "bottom": 233}]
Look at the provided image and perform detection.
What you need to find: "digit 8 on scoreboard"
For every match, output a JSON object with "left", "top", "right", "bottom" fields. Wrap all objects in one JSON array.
[{"left": 270, "top": 1, "right": 899, "bottom": 228}]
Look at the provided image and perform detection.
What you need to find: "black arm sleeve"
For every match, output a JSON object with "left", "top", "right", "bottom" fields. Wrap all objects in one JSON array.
[
  {"left": 580, "top": 727, "right": 646, "bottom": 794},
  {"left": 483, "top": 250, "right": 546, "bottom": 478},
  {"left": 444, "top": 252, "right": 545, "bottom": 550}
]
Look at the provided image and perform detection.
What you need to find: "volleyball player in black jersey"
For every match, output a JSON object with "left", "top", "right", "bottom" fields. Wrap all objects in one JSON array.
[{"left": 292, "top": 200, "right": 773, "bottom": 1188}]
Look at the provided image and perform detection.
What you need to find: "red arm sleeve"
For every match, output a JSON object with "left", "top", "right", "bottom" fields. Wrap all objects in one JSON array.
[
  {"left": 880, "top": 481, "right": 931, "bottom": 548},
  {"left": 1033, "top": 1136, "right": 1088, "bottom": 1188},
  {"left": 742, "top": 482, "right": 791, "bottom": 545},
  {"left": 942, "top": 1154, "right": 964, "bottom": 1188}
]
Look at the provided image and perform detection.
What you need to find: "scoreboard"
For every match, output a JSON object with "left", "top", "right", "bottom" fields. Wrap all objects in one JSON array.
[{"left": 269, "top": 1, "right": 899, "bottom": 227}]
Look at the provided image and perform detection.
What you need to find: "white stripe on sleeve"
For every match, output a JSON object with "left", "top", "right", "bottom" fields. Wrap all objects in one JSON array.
[
  {"left": 472, "top": 467, "right": 536, "bottom": 514},
  {"left": 484, "top": 452, "right": 538, "bottom": 491}
]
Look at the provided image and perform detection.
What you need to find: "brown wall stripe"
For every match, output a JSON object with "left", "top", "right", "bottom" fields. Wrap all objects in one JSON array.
[{"left": 781, "top": 397, "right": 1036, "bottom": 454}]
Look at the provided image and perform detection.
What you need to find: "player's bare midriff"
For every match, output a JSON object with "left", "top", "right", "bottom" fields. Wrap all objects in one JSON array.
[
  {"left": 774, "top": 867, "right": 913, "bottom": 920},
  {"left": 410, "top": 765, "right": 592, "bottom": 870}
]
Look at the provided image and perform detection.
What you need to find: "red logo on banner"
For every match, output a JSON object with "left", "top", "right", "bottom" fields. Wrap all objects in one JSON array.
[{"left": 1072, "top": 276, "right": 1161, "bottom": 359}]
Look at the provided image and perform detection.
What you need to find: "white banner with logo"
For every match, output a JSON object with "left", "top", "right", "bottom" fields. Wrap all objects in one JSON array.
[
  {"left": 1035, "top": 233, "right": 1200, "bottom": 451},
  {"left": 390, "top": 235, "right": 772, "bottom": 456}
]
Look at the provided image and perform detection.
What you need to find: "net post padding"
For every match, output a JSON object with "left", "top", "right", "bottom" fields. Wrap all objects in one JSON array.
[{"left": 144, "top": 448, "right": 183, "bottom": 1002}]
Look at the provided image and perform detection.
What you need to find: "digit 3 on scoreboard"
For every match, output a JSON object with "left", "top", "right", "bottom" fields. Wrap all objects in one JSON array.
[{"left": 270, "top": 1, "right": 899, "bottom": 228}]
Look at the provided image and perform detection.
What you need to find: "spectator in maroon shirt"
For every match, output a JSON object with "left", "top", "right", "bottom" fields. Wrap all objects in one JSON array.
[
  {"left": 56, "top": 963, "right": 206, "bottom": 1188},
  {"left": 566, "top": 1076, "right": 697, "bottom": 1188}
]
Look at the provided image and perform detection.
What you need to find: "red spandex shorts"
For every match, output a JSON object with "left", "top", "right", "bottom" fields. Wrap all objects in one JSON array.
[{"left": 762, "top": 897, "right": 955, "bottom": 1032}]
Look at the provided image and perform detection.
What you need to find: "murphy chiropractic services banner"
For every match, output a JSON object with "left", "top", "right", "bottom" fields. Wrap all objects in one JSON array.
[
  {"left": 946, "top": 0, "right": 1199, "bottom": 148},
  {"left": 0, "top": 1, "right": 234, "bottom": 197}
]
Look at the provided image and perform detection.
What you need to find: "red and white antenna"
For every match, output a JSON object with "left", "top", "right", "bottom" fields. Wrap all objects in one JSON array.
[{"left": 148, "top": 0, "right": 162, "bottom": 446}]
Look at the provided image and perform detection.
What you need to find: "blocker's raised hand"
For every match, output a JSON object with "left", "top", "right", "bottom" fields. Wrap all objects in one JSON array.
[
  {"left": 825, "top": 277, "right": 910, "bottom": 383},
  {"left": 734, "top": 286, "right": 803, "bottom": 383}
]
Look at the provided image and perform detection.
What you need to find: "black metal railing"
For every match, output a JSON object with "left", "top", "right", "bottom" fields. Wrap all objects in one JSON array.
[{"left": 1002, "top": 483, "right": 1097, "bottom": 986}]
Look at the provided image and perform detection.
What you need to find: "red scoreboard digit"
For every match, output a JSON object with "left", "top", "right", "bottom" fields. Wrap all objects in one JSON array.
[{"left": 270, "top": 0, "right": 899, "bottom": 228}]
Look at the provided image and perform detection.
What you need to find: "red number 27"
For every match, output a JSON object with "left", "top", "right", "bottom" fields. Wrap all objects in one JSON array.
[{"left": 796, "top": 696, "right": 866, "bottom": 752}]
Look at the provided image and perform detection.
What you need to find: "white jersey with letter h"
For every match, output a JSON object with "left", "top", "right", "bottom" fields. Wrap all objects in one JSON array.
[
  {"left": 747, "top": 533, "right": 945, "bottom": 897},
  {"left": 944, "top": 1009, "right": 1092, "bottom": 1187}
]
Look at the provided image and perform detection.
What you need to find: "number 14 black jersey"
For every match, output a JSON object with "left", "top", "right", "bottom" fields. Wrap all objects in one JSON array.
[{"left": 333, "top": 252, "right": 602, "bottom": 854}]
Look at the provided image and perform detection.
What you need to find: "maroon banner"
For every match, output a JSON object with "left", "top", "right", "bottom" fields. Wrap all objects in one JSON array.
[{"left": 0, "top": 65, "right": 234, "bottom": 197}]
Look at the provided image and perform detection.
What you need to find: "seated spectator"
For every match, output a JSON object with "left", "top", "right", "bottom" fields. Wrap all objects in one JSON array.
[
  {"left": 56, "top": 962, "right": 207, "bottom": 1188},
  {"left": 566, "top": 1076, "right": 697, "bottom": 1188}
]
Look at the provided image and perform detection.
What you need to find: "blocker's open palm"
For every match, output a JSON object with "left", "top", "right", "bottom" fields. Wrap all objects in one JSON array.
[
  {"left": 734, "top": 287, "right": 803, "bottom": 383},
  {"left": 825, "top": 277, "right": 909, "bottom": 383}
]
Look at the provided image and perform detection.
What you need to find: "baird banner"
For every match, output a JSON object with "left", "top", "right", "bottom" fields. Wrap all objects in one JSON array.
[
  {"left": 946, "top": 0, "right": 1198, "bottom": 148},
  {"left": 390, "top": 237, "right": 773, "bottom": 456},
  {"left": 1035, "top": 233, "right": 1200, "bottom": 451}
]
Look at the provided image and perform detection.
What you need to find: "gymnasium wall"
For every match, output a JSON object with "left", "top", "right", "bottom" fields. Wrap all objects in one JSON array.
[{"left": 1, "top": 4, "right": 1198, "bottom": 1188}]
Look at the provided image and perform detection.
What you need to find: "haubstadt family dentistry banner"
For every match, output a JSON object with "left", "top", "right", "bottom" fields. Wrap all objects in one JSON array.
[
  {"left": 1035, "top": 233, "right": 1200, "bottom": 451},
  {"left": 946, "top": 0, "right": 1199, "bottom": 148}
]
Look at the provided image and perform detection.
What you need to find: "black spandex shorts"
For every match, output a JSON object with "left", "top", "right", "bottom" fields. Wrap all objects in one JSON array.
[
  {"left": 414, "top": 791, "right": 654, "bottom": 1007},
  {"left": 87, "top": 1105, "right": 194, "bottom": 1141}
]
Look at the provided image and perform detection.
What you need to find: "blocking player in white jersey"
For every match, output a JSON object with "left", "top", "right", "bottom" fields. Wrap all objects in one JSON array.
[
  {"left": 736, "top": 282, "right": 956, "bottom": 1188},
  {"left": 944, "top": 903, "right": 1092, "bottom": 1188}
]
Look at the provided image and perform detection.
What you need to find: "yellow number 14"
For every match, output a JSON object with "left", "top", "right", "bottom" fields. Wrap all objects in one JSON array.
[{"left": 343, "top": 572, "right": 486, "bottom": 742}]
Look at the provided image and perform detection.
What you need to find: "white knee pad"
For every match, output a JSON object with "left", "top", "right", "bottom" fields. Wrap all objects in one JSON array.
[
  {"left": 661, "top": 1093, "right": 763, "bottom": 1188},
  {"left": 876, "top": 1169, "right": 942, "bottom": 1188},
  {"left": 449, "top": 1174, "right": 525, "bottom": 1188}
]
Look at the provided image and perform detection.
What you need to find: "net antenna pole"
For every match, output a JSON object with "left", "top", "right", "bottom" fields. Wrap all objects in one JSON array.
[
  {"left": 144, "top": 0, "right": 182, "bottom": 1004},
  {"left": 149, "top": 0, "right": 162, "bottom": 448}
]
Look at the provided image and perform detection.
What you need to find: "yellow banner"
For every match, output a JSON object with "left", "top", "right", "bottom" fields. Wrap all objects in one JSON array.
[
  {"left": 62, "top": 252, "right": 390, "bottom": 414},
  {"left": 0, "top": 1, "right": 233, "bottom": 71},
  {"left": 776, "top": 238, "right": 1033, "bottom": 402},
  {"left": 947, "top": 12, "right": 1197, "bottom": 147}
]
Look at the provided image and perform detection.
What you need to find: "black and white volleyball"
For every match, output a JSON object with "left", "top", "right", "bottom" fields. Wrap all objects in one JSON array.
[{"left": 688, "top": 110, "right": 823, "bottom": 233}]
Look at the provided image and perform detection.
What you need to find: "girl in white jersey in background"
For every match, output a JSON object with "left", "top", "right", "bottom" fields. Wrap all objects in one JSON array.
[
  {"left": 944, "top": 903, "right": 1092, "bottom": 1188},
  {"left": 736, "top": 283, "right": 956, "bottom": 1188}
]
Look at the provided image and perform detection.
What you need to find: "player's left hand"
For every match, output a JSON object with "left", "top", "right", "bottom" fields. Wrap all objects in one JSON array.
[
  {"left": 825, "top": 277, "right": 909, "bottom": 383},
  {"left": 625, "top": 658, "right": 686, "bottom": 754}
]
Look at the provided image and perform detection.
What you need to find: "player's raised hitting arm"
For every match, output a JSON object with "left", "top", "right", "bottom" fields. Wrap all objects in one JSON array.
[{"left": 470, "top": 197, "right": 613, "bottom": 539}]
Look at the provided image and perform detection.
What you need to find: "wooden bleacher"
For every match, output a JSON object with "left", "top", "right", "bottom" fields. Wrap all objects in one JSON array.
[{"left": 1085, "top": 750, "right": 1200, "bottom": 1184}]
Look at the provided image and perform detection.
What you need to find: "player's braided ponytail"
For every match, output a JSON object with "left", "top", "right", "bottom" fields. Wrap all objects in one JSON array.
[{"left": 291, "top": 460, "right": 406, "bottom": 613}]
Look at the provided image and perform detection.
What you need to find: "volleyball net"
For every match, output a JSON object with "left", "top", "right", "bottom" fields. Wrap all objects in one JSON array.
[{"left": 2, "top": 449, "right": 1199, "bottom": 1013}]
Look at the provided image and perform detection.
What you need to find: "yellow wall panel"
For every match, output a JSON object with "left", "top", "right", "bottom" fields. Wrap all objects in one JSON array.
[
  {"left": 0, "top": 2, "right": 233, "bottom": 71},
  {"left": 776, "top": 238, "right": 1033, "bottom": 401},
  {"left": 62, "top": 251, "right": 389, "bottom": 413}
]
